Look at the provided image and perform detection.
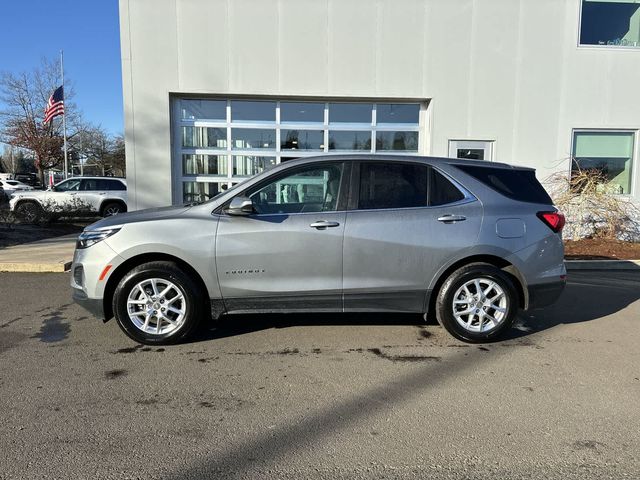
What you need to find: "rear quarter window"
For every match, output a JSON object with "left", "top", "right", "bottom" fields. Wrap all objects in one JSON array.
[{"left": 454, "top": 165, "right": 552, "bottom": 204}]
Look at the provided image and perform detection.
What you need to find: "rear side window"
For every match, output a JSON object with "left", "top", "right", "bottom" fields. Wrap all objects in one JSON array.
[
  {"left": 107, "top": 180, "right": 126, "bottom": 191},
  {"left": 357, "top": 162, "right": 466, "bottom": 210},
  {"left": 430, "top": 169, "right": 465, "bottom": 206},
  {"left": 358, "top": 162, "right": 428, "bottom": 209},
  {"left": 455, "top": 165, "right": 552, "bottom": 204}
]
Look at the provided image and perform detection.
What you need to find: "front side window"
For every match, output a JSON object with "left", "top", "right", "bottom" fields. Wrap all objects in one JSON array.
[
  {"left": 247, "top": 164, "right": 344, "bottom": 214},
  {"left": 580, "top": 0, "right": 640, "bottom": 47},
  {"left": 572, "top": 131, "right": 635, "bottom": 194},
  {"left": 56, "top": 179, "right": 81, "bottom": 192}
]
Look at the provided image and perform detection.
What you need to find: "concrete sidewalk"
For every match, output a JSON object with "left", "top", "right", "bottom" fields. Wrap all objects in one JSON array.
[{"left": 0, "top": 234, "right": 77, "bottom": 272}]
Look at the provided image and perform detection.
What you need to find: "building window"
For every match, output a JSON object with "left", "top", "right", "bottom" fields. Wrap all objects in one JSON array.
[
  {"left": 173, "top": 98, "right": 424, "bottom": 203},
  {"left": 580, "top": 0, "right": 640, "bottom": 47},
  {"left": 572, "top": 131, "right": 635, "bottom": 194},
  {"left": 448, "top": 140, "right": 494, "bottom": 161}
]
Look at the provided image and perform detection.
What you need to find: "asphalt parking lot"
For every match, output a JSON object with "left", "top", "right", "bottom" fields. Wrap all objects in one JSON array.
[{"left": 0, "top": 271, "right": 639, "bottom": 479}]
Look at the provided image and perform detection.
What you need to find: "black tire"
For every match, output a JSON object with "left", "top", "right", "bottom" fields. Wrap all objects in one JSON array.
[
  {"left": 15, "top": 201, "right": 43, "bottom": 224},
  {"left": 435, "top": 263, "right": 518, "bottom": 343},
  {"left": 101, "top": 201, "right": 126, "bottom": 217},
  {"left": 112, "top": 261, "right": 205, "bottom": 345}
]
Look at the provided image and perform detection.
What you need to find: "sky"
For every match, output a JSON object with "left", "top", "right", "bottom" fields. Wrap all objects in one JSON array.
[{"left": 0, "top": 0, "right": 123, "bottom": 135}]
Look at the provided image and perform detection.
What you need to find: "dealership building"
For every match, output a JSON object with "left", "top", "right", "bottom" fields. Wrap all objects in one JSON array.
[{"left": 119, "top": 0, "right": 640, "bottom": 210}]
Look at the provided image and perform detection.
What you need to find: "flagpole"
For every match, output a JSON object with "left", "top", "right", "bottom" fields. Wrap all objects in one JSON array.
[{"left": 60, "top": 50, "right": 69, "bottom": 179}]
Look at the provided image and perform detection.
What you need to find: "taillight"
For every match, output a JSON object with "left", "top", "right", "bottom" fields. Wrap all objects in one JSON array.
[{"left": 537, "top": 211, "right": 565, "bottom": 233}]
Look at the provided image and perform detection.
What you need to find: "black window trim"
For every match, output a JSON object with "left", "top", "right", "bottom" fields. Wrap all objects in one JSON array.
[{"left": 348, "top": 160, "right": 476, "bottom": 212}]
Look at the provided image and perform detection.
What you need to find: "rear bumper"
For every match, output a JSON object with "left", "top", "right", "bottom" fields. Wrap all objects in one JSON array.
[
  {"left": 72, "top": 287, "right": 105, "bottom": 319},
  {"left": 527, "top": 280, "right": 566, "bottom": 309}
]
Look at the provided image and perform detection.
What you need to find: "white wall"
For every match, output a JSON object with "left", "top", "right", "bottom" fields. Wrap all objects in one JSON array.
[{"left": 120, "top": 0, "right": 640, "bottom": 209}]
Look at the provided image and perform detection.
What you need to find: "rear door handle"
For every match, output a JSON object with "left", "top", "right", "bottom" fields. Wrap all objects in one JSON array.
[
  {"left": 310, "top": 221, "right": 340, "bottom": 229},
  {"left": 437, "top": 214, "right": 466, "bottom": 223}
]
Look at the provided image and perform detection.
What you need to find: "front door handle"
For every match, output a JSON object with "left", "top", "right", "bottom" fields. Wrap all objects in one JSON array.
[
  {"left": 437, "top": 214, "right": 466, "bottom": 223},
  {"left": 310, "top": 220, "right": 340, "bottom": 229}
]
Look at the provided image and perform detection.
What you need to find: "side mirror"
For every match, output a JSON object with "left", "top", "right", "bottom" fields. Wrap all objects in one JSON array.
[{"left": 227, "top": 196, "right": 254, "bottom": 216}]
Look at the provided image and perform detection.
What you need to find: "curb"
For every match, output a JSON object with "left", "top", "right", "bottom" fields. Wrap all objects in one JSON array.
[
  {"left": 565, "top": 259, "right": 640, "bottom": 271},
  {"left": 0, "top": 261, "right": 72, "bottom": 273}
]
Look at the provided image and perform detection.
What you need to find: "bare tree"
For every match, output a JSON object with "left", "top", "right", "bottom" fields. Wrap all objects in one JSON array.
[
  {"left": 108, "top": 133, "right": 126, "bottom": 177},
  {"left": 0, "top": 58, "right": 83, "bottom": 186}
]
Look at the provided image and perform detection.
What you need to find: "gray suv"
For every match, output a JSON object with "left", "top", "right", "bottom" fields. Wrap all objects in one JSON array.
[{"left": 71, "top": 155, "right": 566, "bottom": 344}]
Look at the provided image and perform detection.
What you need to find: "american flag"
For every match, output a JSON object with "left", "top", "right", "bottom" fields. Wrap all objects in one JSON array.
[{"left": 44, "top": 86, "right": 64, "bottom": 124}]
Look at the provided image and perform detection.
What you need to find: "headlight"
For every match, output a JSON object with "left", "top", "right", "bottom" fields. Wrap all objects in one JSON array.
[{"left": 76, "top": 228, "right": 121, "bottom": 249}]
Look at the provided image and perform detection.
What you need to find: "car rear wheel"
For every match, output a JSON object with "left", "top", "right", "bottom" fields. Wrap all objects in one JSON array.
[
  {"left": 113, "top": 261, "right": 204, "bottom": 345},
  {"left": 15, "top": 201, "right": 43, "bottom": 224},
  {"left": 101, "top": 202, "right": 126, "bottom": 217},
  {"left": 435, "top": 263, "right": 518, "bottom": 343}
]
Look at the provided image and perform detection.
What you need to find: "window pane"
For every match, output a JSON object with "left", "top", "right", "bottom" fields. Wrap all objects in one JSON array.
[
  {"left": 181, "top": 99, "right": 226, "bottom": 120},
  {"left": 232, "top": 155, "right": 276, "bottom": 176},
  {"left": 329, "top": 103, "right": 372, "bottom": 123},
  {"left": 456, "top": 148, "right": 485, "bottom": 160},
  {"left": 580, "top": 1, "right": 640, "bottom": 47},
  {"left": 182, "top": 126, "right": 227, "bottom": 148},
  {"left": 280, "top": 102, "right": 324, "bottom": 123},
  {"left": 430, "top": 169, "right": 465, "bottom": 206},
  {"left": 183, "top": 181, "right": 225, "bottom": 203},
  {"left": 376, "top": 104, "right": 420, "bottom": 124},
  {"left": 281, "top": 129, "right": 324, "bottom": 150},
  {"left": 56, "top": 179, "right": 81, "bottom": 191},
  {"left": 232, "top": 128, "right": 276, "bottom": 149},
  {"left": 182, "top": 154, "right": 228, "bottom": 176},
  {"left": 376, "top": 131, "right": 419, "bottom": 151},
  {"left": 455, "top": 165, "right": 552, "bottom": 204},
  {"left": 107, "top": 180, "right": 126, "bottom": 191},
  {"left": 358, "top": 162, "right": 428, "bottom": 210},
  {"left": 328, "top": 131, "right": 372, "bottom": 150},
  {"left": 248, "top": 164, "right": 343, "bottom": 213},
  {"left": 231, "top": 101, "right": 276, "bottom": 122},
  {"left": 572, "top": 131, "right": 634, "bottom": 194}
]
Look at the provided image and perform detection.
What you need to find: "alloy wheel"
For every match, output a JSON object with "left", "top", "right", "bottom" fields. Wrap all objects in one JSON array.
[
  {"left": 451, "top": 277, "right": 508, "bottom": 333},
  {"left": 126, "top": 278, "right": 187, "bottom": 335}
]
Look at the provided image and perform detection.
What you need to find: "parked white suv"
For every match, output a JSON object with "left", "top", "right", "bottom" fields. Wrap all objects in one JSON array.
[
  {"left": 9, "top": 176, "right": 127, "bottom": 223},
  {"left": 1, "top": 179, "right": 34, "bottom": 195}
]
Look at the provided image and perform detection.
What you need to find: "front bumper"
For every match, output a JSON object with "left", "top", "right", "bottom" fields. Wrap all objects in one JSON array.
[
  {"left": 527, "top": 280, "right": 566, "bottom": 309},
  {"left": 72, "top": 287, "right": 105, "bottom": 319}
]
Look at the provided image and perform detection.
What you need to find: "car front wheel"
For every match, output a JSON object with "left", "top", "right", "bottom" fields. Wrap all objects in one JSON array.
[
  {"left": 112, "top": 261, "right": 204, "bottom": 345},
  {"left": 435, "top": 263, "right": 518, "bottom": 343},
  {"left": 15, "top": 201, "right": 43, "bottom": 224}
]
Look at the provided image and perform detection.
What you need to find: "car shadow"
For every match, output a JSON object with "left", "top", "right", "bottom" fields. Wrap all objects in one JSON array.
[
  {"left": 504, "top": 269, "right": 640, "bottom": 340},
  {"left": 190, "top": 270, "right": 640, "bottom": 344}
]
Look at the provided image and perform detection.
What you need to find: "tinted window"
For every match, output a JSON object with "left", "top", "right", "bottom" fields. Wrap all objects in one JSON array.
[
  {"left": 430, "top": 169, "right": 465, "bottom": 206},
  {"left": 580, "top": 1, "right": 640, "bottom": 47},
  {"left": 280, "top": 102, "right": 324, "bottom": 123},
  {"left": 329, "top": 103, "right": 372, "bottom": 123},
  {"left": 107, "top": 180, "right": 126, "bottom": 191},
  {"left": 455, "top": 165, "right": 552, "bottom": 204},
  {"left": 81, "top": 179, "right": 99, "bottom": 191},
  {"left": 231, "top": 101, "right": 276, "bottom": 122},
  {"left": 376, "top": 104, "right": 420, "bottom": 124},
  {"left": 247, "top": 164, "right": 343, "bottom": 214},
  {"left": 358, "top": 163, "right": 428, "bottom": 210}
]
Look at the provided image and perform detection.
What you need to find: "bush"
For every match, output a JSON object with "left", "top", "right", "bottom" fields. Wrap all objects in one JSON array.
[{"left": 547, "top": 167, "right": 640, "bottom": 241}]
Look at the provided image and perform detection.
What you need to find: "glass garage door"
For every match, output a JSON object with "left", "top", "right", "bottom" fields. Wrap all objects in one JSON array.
[{"left": 173, "top": 98, "right": 423, "bottom": 203}]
